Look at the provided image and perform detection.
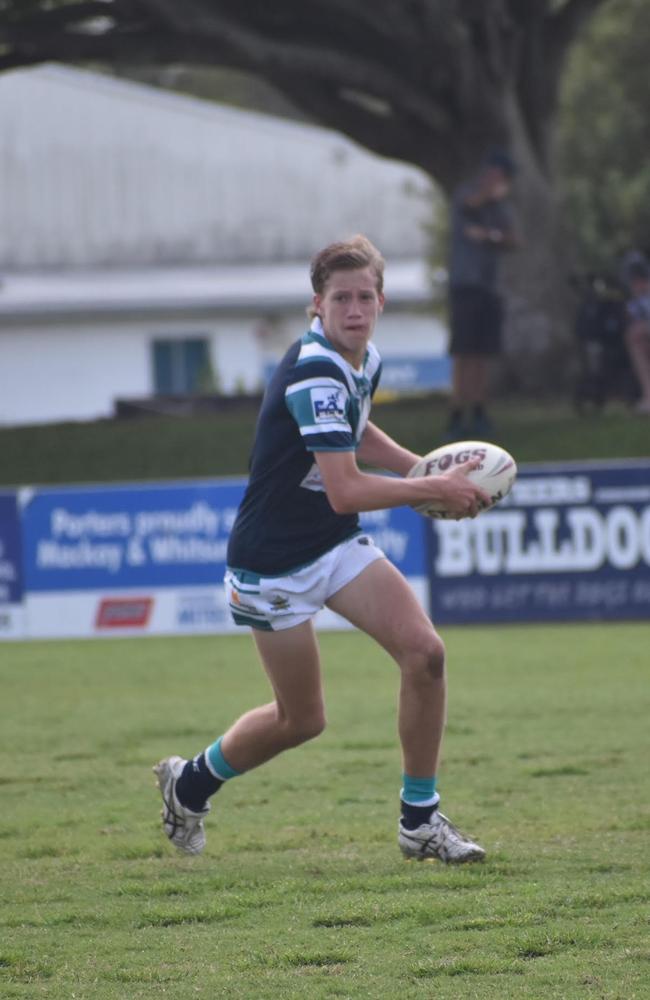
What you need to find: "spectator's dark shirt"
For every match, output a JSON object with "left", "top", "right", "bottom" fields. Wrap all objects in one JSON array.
[{"left": 449, "top": 180, "right": 513, "bottom": 292}]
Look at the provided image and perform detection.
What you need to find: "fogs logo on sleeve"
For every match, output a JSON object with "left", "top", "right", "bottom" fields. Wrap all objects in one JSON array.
[{"left": 310, "top": 386, "right": 347, "bottom": 423}]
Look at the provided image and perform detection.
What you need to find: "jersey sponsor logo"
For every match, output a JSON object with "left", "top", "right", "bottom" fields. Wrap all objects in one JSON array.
[
  {"left": 299, "top": 463, "right": 325, "bottom": 492},
  {"left": 95, "top": 596, "right": 153, "bottom": 628},
  {"left": 311, "top": 387, "right": 346, "bottom": 422}
]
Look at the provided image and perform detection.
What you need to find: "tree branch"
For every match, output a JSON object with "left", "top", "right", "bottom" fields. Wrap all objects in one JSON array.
[
  {"left": 549, "top": 0, "right": 609, "bottom": 52},
  {"left": 132, "top": 2, "right": 453, "bottom": 133},
  {"left": 0, "top": 26, "right": 218, "bottom": 74},
  {"left": 0, "top": 0, "right": 612, "bottom": 185},
  {"left": 270, "top": 74, "right": 453, "bottom": 179}
]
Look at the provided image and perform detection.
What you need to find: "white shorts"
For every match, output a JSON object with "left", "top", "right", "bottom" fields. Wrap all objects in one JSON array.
[{"left": 225, "top": 533, "right": 386, "bottom": 631}]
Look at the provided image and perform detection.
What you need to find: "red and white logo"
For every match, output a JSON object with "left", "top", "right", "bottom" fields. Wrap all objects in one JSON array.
[{"left": 95, "top": 597, "right": 153, "bottom": 629}]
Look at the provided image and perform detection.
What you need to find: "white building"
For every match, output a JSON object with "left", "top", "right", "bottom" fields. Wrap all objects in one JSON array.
[{"left": 0, "top": 66, "right": 448, "bottom": 426}]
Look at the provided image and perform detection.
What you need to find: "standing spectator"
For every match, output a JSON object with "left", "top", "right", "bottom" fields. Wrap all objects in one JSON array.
[
  {"left": 446, "top": 149, "right": 519, "bottom": 439},
  {"left": 622, "top": 254, "right": 650, "bottom": 413}
]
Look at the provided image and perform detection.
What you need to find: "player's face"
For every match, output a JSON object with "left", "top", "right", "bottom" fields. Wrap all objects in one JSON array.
[{"left": 314, "top": 267, "right": 384, "bottom": 368}]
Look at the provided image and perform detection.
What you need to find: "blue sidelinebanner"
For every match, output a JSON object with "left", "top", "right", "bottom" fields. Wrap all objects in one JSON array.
[
  {"left": 0, "top": 491, "right": 24, "bottom": 639},
  {"left": 19, "top": 479, "right": 244, "bottom": 638},
  {"left": 5, "top": 459, "right": 650, "bottom": 639},
  {"left": 427, "top": 460, "right": 650, "bottom": 624},
  {"left": 18, "top": 479, "right": 426, "bottom": 639}
]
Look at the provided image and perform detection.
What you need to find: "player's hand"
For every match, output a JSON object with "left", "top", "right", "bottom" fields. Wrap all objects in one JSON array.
[{"left": 429, "top": 457, "right": 491, "bottom": 519}]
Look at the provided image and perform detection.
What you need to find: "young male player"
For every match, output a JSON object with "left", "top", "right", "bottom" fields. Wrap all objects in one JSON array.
[{"left": 155, "top": 235, "right": 490, "bottom": 863}]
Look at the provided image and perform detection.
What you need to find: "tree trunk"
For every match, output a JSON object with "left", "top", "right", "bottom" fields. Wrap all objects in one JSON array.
[{"left": 494, "top": 97, "right": 578, "bottom": 396}]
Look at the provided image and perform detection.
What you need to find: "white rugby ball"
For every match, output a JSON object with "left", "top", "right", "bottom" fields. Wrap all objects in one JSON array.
[{"left": 407, "top": 440, "right": 517, "bottom": 519}]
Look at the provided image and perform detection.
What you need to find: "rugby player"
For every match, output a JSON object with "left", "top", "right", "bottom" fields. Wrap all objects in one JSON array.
[{"left": 155, "top": 235, "right": 489, "bottom": 863}]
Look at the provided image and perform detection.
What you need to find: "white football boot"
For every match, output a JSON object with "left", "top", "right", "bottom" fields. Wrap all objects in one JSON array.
[
  {"left": 399, "top": 809, "right": 485, "bottom": 864},
  {"left": 153, "top": 755, "right": 210, "bottom": 855}
]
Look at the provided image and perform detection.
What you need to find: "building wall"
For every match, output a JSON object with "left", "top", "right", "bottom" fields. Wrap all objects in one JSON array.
[
  {"left": 0, "top": 317, "right": 257, "bottom": 425},
  {"left": 0, "top": 309, "right": 447, "bottom": 426},
  {"left": 0, "top": 66, "right": 435, "bottom": 270}
]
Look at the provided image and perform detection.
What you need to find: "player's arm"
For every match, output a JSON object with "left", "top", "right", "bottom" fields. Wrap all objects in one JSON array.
[
  {"left": 356, "top": 420, "right": 420, "bottom": 476},
  {"left": 314, "top": 450, "right": 488, "bottom": 518}
]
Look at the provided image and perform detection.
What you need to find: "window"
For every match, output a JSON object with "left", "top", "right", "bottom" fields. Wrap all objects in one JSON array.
[{"left": 152, "top": 338, "right": 212, "bottom": 395}]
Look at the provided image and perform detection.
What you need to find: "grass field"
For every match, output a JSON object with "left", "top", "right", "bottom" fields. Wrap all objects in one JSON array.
[{"left": 1, "top": 624, "right": 649, "bottom": 999}]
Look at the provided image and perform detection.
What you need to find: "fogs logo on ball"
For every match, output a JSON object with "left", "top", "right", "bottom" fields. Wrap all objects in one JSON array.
[{"left": 311, "top": 387, "right": 346, "bottom": 423}]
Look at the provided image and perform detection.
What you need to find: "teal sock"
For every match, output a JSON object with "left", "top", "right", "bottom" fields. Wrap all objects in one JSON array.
[
  {"left": 401, "top": 774, "right": 437, "bottom": 805},
  {"left": 206, "top": 736, "right": 243, "bottom": 782},
  {"left": 400, "top": 774, "right": 439, "bottom": 830}
]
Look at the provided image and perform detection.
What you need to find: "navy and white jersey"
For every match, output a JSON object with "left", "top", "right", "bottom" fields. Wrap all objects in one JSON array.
[{"left": 227, "top": 319, "right": 382, "bottom": 575}]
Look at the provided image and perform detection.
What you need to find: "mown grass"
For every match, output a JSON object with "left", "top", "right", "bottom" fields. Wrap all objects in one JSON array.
[
  {"left": 1, "top": 395, "right": 648, "bottom": 487},
  {"left": 1, "top": 624, "right": 649, "bottom": 998}
]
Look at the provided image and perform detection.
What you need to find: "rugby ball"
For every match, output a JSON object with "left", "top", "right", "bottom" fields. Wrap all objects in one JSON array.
[{"left": 407, "top": 440, "right": 516, "bottom": 519}]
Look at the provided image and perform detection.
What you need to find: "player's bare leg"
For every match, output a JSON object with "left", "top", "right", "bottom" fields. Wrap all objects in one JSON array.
[
  {"left": 326, "top": 558, "right": 485, "bottom": 863},
  {"left": 155, "top": 620, "right": 325, "bottom": 854},
  {"left": 326, "top": 558, "right": 446, "bottom": 776},
  {"left": 220, "top": 621, "right": 326, "bottom": 771}
]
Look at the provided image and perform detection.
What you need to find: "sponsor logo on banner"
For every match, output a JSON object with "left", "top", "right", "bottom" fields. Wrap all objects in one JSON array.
[
  {"left": 21, "top": 482, "right": 244, "bottom": 593},
  {"left": 311, "top": 388, "right": 346, "bottom": 422},
  {"left": 18, "top": 478, "right": 425, "bottom": 638},
  {"left": 95, "top": 596, "right": 153, "bottom": 629},
  {"left": 428, "top": 462, "right": 650, "bottom": 624},
  {"left": 360, "top": 509, "right": 411, "bottom": 564},
  {"left": 379, "top": 355, "right": 451, "bottom": 392},
  {"left": 177, "top": 592, "right": 223, "bottom": 628}
]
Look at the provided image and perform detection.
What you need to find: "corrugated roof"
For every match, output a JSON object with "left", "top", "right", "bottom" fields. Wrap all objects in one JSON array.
[{"left": 0, "top": 66, "right": 437, "bottom": 270}]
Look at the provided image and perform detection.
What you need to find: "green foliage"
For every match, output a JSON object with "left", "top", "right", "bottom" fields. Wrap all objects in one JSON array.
[
  {"left": 1, "top": 626, "right": 649, "bottom": 998},
  {"left": 558, "top": 0, "right": 650, "bottom": 272},
  {"left": 0, "top": 396, "right": 647, "bottom": 487}
]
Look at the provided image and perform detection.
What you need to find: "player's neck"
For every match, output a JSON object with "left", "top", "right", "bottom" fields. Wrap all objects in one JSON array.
[{"left": 337, "top": 346, "right": 365, "bottom": 370}]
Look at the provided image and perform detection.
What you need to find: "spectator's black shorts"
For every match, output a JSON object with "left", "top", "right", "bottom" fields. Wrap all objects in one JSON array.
[{"left": 449, "top": 286, "right": 503, "bottom": 356}]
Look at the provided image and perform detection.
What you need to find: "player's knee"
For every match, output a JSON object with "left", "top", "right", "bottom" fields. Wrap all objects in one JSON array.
[
  {"left": 284, "top": 709, "right": 326, "bottom": 746},
  {"left": 402, "top": 629, "right": 446, "bottom": 682}
]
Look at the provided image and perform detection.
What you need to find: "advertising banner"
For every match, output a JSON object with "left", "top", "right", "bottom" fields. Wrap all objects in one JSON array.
[
  {"left": 428, "top": 459, "right": 650, "bottom": 624},
  {"left": 376, "top": 356, "right": 451, "bottom": 393},
  {"left": 15, "top": 459, "right": 650, "bottom": 638},
  {"left": 0, "top": 492, "right": 24, "bottom": 639},
  {"left": 20, "top": 480, "right": 427, "bottom": 638},
  {"left": 20, "top": 480, "right": 243, "bottom": 638}
]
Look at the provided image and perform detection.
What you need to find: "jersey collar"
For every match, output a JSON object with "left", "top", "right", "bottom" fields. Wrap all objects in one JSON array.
[{"left": 308, "top": 317, "right": 369, "bottom": 374}]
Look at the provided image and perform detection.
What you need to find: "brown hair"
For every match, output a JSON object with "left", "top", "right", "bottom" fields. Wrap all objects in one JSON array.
[{"left": 308, "top": 234, "right": 385, "bottom": 318}]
